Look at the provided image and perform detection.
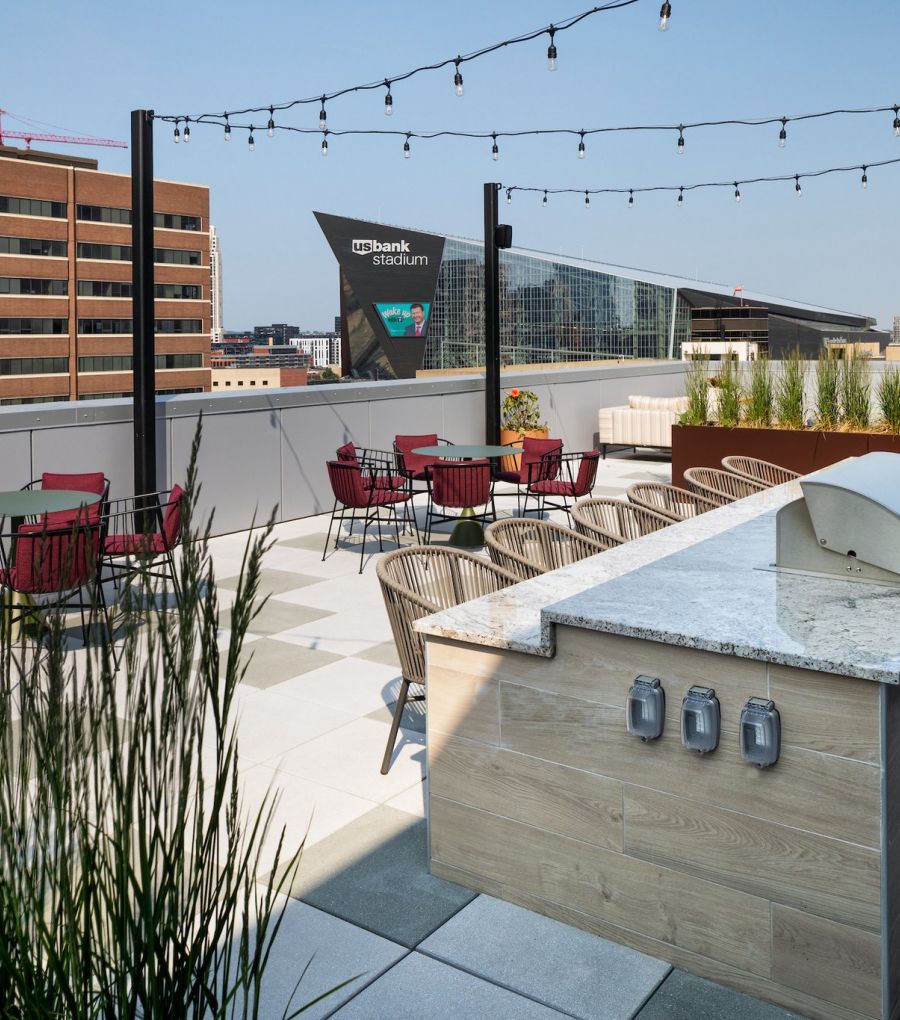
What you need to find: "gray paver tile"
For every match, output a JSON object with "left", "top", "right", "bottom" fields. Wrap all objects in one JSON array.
[
  {"left": 330, "top": 950, "right": 568, "bottom": 1019},
  {"left": 365, "top": 696, "right": 426, "bottom": 734},
  {"left": 245, "top": 898, "right": 407, "bottom": 1020},
  {"left": 420, "top": 895, "right": 670, "bottom": 1020},
  {"left": 219, "top": 568, "right": 324, "bottom": 595},
  {"left": 278, "top": 533, "right": 333, "bottom": 553},
  {"left": 236, "top": 637, "right": 342, "bottom": 689},
  {"left": 635, "top": 970, "right": 805, "bottom": 1020},
  {"left": 280, "top": 805, "right": 474, "bottom": 948},
  {"left": 222, "top": 599, "right": 334, "bottom": 636},
  {"left": 355, "top": 641, "right": 401, "bottom": 668}
]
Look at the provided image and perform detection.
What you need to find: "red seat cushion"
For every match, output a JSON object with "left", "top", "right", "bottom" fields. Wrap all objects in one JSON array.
[
  {"left": 365, "top": 473, "right": 407, "bottom": 491},
  {"left": 368, "top": 489, "right": 411, "bottom": 507},
  {"left": 104, "top": 533, "right": 167, "bottom": 557},
  {"left": 41, "top": 471, "right": 106, "bottom": 525},
  {"left": 529, "top": 479, "right": 574, "bottom": 496},
  {"left": 493, "top": 469, "right": 523, "bottom": 484}
]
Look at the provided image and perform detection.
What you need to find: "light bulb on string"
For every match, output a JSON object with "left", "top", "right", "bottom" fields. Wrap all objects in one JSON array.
[
  {"left": 676, "top": 127, "right": 685, "bottom": 155},
  {"left": 794, "top": 175, "right": 802, "bottom": 197},
  {"left": 319, "top": 99, "right": 327, "bottom": 131},
  {"left": 248, "top": 127, "right": 255, "bottom": 152},
  {"left": 491, "top": 133, "right": 499, "bottom": 161},
  {"left": 183, "top": 119, "right": 190, "bottom": 143},
  {"left": 779, "top": 118, "right": 787, "bottom": 148},
  {"left": 321, "top": 133, "right": 329, "bottom": 156},
  {"left": 578, "top": 131, "right": 586, "bottom": 159},
  {"left": 224, "top": 116, "right": 231, "bottom": 142},
  {"left": 542, "top": 190, "right": 548, "bottom": 207},
  {"left": 734, "top": 182, "right": 741, "bottom": 203},
  {"left": 173, "top": 121, "right": 180, "bottom": 144},
  {"left": 403, "top": 134, "right": 411, "bottom": 159},
  {"left": 506, "top": 188, "right": 512, "bottom": 205},
  {"left": 893, "top": 107, "right": 900, "bottom": 137},
  {"left": 267, "top": 107, "right": 275, "bottom": 137},
  {"left": 453, "top": 58, "right": 464, "bottom": 96},
  {"left": 584, "top": 191, "right": 590, "bottom": 208},
  {"left": 627, "top": 189, "right": 634, "bottom": 208},
  {"left": 547, "top": 27, "right": 557, "bottom": 71},
  {"left": 677, "top": 187, "right": 684, "bottom": 207},
  {"left": 384, "top": 81, "right": 393, "bottom": 116},
  {"left": 659, "top": 2, "right": 671, "bottom": 32},
  {"left": 861, "top": 166, "right": 868, "bottom": 189}
]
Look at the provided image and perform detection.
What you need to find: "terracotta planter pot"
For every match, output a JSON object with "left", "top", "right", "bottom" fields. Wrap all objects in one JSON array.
[
  {"left": 671, "top": 424, "right": 877, "bottom": 487},
  {"left": 499, "top": 427, "right": 549, "bottom": 474}
]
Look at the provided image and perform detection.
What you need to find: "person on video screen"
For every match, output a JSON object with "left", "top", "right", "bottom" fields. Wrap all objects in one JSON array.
[{"left": 403, "top": 303, "right": 427, "bottom": 337}]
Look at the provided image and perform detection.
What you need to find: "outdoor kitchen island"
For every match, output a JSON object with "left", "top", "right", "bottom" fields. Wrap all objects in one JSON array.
[{"left": 416, "top": 473, "right": 900, "bottom": 1020}]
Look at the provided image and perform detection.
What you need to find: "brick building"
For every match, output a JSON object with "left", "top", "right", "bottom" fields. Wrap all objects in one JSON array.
[{"left": 0, "top": 146, "right": 211, "bottom": 404}]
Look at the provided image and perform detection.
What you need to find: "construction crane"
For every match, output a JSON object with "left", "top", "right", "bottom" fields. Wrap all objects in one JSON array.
[{"left": 0, "top": 108, "right": 126, "bottom": 151}]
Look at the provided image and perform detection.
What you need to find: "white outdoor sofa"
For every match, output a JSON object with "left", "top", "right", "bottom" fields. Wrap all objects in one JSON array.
[{"left": 598, "top": 395, "right": 688, "bottom": 458}]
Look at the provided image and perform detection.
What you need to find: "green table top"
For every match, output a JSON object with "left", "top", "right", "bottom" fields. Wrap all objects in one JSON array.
[
  {"left": 0, "top": 489, "right": 101, "bottom": 519},
  {"left": 412, "top": 444, "right": 523, "bottom": 459}
]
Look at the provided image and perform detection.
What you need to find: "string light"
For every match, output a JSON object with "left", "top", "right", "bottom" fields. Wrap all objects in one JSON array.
[
  {"left": 403, "top": 134, "right": 411, "bottom": 158},
  {"left": 504, "top": 154, "right": 900, "bottom": 207},
  {"left": 224, "top": 115, "right": 231, "bottom": 141},
  {"left": 676, "top": 126, "right": 685, "bottom": 154},
  {"left": 384, "top": 81, "right": 393, "bottom": 116},
  {"left": 321, "top": 132, "right": 329, "bottom": 156},
  {"left": 861, "top": 165, "right": 868, "bottom": 189},
  {"left": 453, "top": 58, "right": 464, "bottom": 97},
  {"left": 778, "top": 117, "right": 787, "bottom": 148},
  {"left": 547, "top": 27, "right": 558, "bottom": 71},
  {"left": 267, "top": 107, "right": 275, "bottom": 137},
  {"left": 491, "top": 132, "right": 499, "bottom": 161},
  {"left": 183, "top": 118, "right": 190, "bottom": 143},
  {"left": 584, "top": 190, "right": 590, "bottom": 208},
  {"left": 677, "top": 187, "right": 684, "bottom": 207},
  {"left": 173, "top": 121, "right": 180, "bottom": 144},
  {"left": 248, "top": 127, "right": 255, "bottom": 152},
  {"left": 659, "top": 2, "right": 672, "bottom": 32},
  {"left": 506, "top": 188, "right": 512, "bottom": 204},
  {"left": 578, "top": 130, "right": 586, "bottom": 158},
  {"left": 542, "top": 190, "right": 549, "bottom": 206},
  {"left": 894, "top": 106, "right": 900, "bottom": 136},
  {"left": 319, "top": 99, "right": 327, "bottom": 131}
]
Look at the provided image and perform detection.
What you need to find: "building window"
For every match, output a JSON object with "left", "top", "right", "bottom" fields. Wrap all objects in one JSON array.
[
  {"left": 76, "top": 242, "right": 131, "bottom": 261},
  {"left": 0, "top": 318, "right": 67, "bottom": 335},
  {"left": 78, "top": 353, "right": 204, "bottom": 372},
  {"left": 77, "top": 391, "right": 132, "bottom": 401},
  {"left": 225, "top": 381, "right": 231, "bottom": 387},
  {"left": 77, "top": 280, "right": 133, "bottom": 298},
  {"left": 0, "top": 277, "right": 67, "bottom": 295},
  {"left": 0, "top": 236, "right": 67, "bottom": 257},
  {"left": 155, "top": 319, "right": 202, "bottom": 334},
  {"left": 154, "top": 213, "right": 201, "bottom": 231},
  {"left": 0, "top": 357, "right": 68, "bottom": 375},
  {"left": 76, "top": 204, "right": 131, "bottom": 225},
  {"left": 154, "top": 248, "right": 201, "bottom": 266},
  {"left": 156, "top": 353, "right": 203, "bottom": 369},
  {"left": 0, "top": 395, "right": 69, "bottom": 406},
  {"left": 155, "top": 283, "right": 201, "bottom": 300},
  {"left": 77, "top": 319, "right": 133, "bottom": 334},
  {"left": 0, "top": 196, "right": 66, "bottom": 218}
]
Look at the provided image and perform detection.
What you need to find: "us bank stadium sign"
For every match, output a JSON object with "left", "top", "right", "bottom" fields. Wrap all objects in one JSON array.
[{"left": 351, "top": 238, "right": 429, "bottom": 266}]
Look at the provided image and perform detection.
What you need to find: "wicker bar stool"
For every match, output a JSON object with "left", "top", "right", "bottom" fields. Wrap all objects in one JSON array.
[
  {"left": 626, "top": 482, "right": 719, "bottom": 522},
  {"left": 683, "top": 466, "right": 767, "bottom": 507},
  {"left": 571, "top": 498, "right": 672, "bottom": 546},
  {"left": 484, "top": 518, "right": 610, "bottom": 581},
  {"left": 376, "top": 546, "right": 518, "bottom": 774},
  {"left": 721, "top": 455, "right": 800, "bottom": 488}
]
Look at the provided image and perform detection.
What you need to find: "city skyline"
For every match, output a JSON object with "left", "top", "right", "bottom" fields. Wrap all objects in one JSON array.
[{"left": 4, "top": 0, "right": 898, "bottom": 331}]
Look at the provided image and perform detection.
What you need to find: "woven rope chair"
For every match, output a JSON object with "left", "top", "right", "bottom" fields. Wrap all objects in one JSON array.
[
  {"left": 626, "top": 482, "right": 719, "bottom": 522},
  {"left": 683, "top": 466, "right": 767, "bottom": 507},
  {"left": 376, "top": 546, "right": 518, "bottom": 774},
  {"left": 484, "top": 518, "right": 610, "bottom": 581},
  {"left": 571, "top": 498, "right": 672, "bottom": 546},
  {"left": 721, "top": 455, "right": 800, "bottom": 488}
]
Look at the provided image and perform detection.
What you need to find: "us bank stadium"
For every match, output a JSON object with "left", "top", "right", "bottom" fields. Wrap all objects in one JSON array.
[{"left": 315, "top": 212, "right": 885, "bottom": 381}]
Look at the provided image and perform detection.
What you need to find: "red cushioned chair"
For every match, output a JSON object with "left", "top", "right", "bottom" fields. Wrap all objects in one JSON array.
[
  {"left": 338, "top": 441, "right": 416, "bottom": 535},
  {"left": 23, "top": 471, "right": 110, "bottom": 526},
  {"left": 323, "top": 459, "right": 417, "bottom": 573},
  {"left": 494, "top": 436, "right": 563, "bottom": 516},
  {"left": 0, "top": 514, "right": 110, "bottom": 647},
  {"left": 393, "top": 434, "right": 453, "bottom": 483},
  {"left": 523, "top": 450, "right": 600, "bottom": 522},
  {"left": 102, "top": 486, "right": 185, "bottom": 606},
  {"left": 423, "top": 460, "right": 496, "bottom": 545}
]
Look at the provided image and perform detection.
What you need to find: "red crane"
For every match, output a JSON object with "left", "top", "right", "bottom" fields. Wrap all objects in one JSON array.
[{"left": 0, "top": 108, "right": 126, "bottom": 151}]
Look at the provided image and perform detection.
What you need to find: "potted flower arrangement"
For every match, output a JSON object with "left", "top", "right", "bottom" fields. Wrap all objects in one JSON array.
[{"left": 499, "top": 387, "right": 548, "bottom": 472}]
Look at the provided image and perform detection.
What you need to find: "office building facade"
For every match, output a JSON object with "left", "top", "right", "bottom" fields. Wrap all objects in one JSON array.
[
  {"left": 316, "top": 211, "right": 883, "bottom": 379},
  {"left": 209, "top": 224, "right": 223, "bottom": 342},
  {"left": 0, "top": 147, "right": 211, "bottom": 404}
]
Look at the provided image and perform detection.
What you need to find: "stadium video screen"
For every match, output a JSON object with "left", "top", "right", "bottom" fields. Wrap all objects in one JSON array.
[{"left": 374, "top": 302, "right": 430, "bottom": 338}]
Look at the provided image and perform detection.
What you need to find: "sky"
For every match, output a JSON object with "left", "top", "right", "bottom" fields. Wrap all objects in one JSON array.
[{"left": 4, "top": 0, "right": 898, "bottom": 331}]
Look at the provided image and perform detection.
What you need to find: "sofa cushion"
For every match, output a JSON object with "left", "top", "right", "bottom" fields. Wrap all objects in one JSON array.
[{"left": 628, "top": 394, "right": 689, "bottom": 413}]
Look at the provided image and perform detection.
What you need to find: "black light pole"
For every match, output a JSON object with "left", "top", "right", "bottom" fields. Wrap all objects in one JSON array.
[
  {"left": 483, "top": 182, "right": 501, "bottom": 444},
  {"left": 131, "top": 109, "right": 157, "bottom": 502}
]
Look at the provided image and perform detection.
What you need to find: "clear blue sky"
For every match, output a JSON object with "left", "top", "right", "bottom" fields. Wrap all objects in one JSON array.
[{"left": 5, "top": 0, "right": 897, "bottom": 330}]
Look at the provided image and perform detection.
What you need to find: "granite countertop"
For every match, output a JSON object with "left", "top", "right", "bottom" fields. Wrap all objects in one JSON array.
[{"left": 415, "top": 481, "right": 900, "bottom": 684}]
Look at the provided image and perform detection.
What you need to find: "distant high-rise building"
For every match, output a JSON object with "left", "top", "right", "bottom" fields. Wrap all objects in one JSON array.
[
  {"left": 209, "top": 225, "right": 223, "bottom": 342},
  {"left": 893, "top": 315, "right": 900, "bottom": 343},
  {"left": 253, "top": 323, "right": 300, "bottom": 345},
  {"left": 294, "top": 334, "right": 341, "bottom": 366},
  {"left": 334, "top": 315, "right": 341, "bottom": 336}
]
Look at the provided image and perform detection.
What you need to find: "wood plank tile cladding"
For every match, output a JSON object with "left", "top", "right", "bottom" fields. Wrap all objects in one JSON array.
[{"left": 426, "top": 630, "right": 892, "bottom": 1020}]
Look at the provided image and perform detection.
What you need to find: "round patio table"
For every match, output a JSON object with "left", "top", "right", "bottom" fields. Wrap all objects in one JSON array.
[
  {"left": 413, "top": 444, "right": 522, "bottom": 547},
  {"left": 0, "top": 489, "right": 101, "bottom": 522}
]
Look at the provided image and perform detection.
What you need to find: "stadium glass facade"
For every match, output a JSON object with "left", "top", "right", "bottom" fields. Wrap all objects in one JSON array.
[{"left": 423, "top": 238, "right": 693, "bottom": 371}]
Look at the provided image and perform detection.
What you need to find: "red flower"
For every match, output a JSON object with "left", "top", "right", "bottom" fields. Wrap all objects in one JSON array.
[{"left": 510, "top": 388, "right": 520, "bottom": 397}]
